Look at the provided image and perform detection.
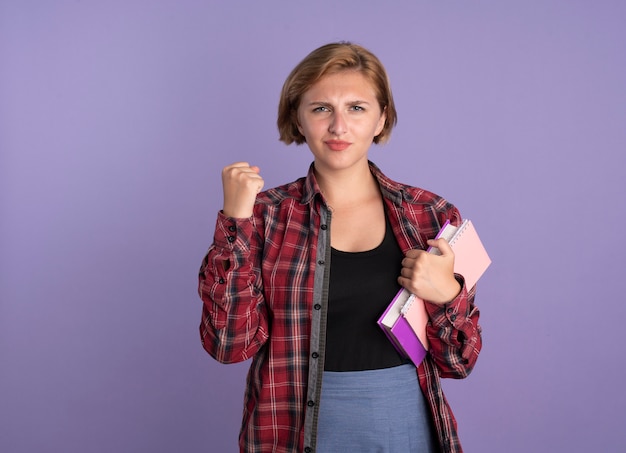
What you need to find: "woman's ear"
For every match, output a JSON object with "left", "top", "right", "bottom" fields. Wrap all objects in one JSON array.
[
  {"left": 295, "top": 111, "right": 305, "bottom": 136},
  {"left": 293, "top": 112, "right": 304, "bottom": 136},
  {"left": 375, "top": 106, "right": 387, "bottom": 136}
]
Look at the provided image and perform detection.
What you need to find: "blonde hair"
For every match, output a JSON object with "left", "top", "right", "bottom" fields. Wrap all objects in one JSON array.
[{"left": 277, "top": 42, "right": 397, "bottom": 145}]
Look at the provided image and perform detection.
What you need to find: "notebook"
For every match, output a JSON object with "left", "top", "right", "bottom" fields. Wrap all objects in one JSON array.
[
  {"left": 377, "top": 289, "right": 428, "bottom": 366},
  {"left": 378, "top": 219, "right": 491, "bottom": 363}
]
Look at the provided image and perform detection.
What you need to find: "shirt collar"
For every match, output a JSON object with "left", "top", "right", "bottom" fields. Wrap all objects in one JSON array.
[{"left": 300, "top": 162, "right": 322, "bottom": 205}]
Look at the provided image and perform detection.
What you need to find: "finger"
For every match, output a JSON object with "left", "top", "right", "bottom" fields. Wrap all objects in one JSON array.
[
  {"left": 400, "top": 267, "right": 415, "bottom": 279},
  {"left": 229, "top": 161, "right": 251, "bottom": 168},
  {"left": 239, "top": 172, "right": 264, "bottom": 192},
  {"left": 427, "top": 238, "right": 454, "bottom": 256},
  {"left": 404, "top": 249, "right": 423, "bottom": 259},
  {"left": 397, "top": 275, "right": 418, "bottom": 294},
  {"left": 236, "top": 168, "right": 261, "bottom": 176},
  {"left": 223, "top": 165, "right": 263, "bottom": 183},
  {"left": 235, "top": 166, "right": 261, "bottom": 175},
  {"left": 223, "top": 162, "right": 251, "bottom": 173},
  {"left": 224, "top": 162, "right": 260, "bottom": 175}
]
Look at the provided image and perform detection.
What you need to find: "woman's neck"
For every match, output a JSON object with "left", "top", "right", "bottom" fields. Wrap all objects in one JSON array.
[{"left": 314, "top": 162, "right": 380, "bottom": 208}]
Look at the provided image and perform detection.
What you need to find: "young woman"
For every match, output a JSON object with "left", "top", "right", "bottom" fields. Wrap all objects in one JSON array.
[{"left": 199, "top": 42, "right": 482, "bottom": 453}]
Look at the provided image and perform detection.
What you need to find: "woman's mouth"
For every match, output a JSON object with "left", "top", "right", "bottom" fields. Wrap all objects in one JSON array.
[{"left": 325, "top": 140, "right": 351, "bottom": 151}]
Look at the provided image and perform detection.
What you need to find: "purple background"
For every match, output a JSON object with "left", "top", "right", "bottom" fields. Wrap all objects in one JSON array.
[{"left": 1, "top": 1, "right": 625, "bottom": 452}]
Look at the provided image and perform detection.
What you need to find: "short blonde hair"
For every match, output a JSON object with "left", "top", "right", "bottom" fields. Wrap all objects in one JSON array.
[{"left": 277, "top": 42, "right": 397, "bottom": 145}]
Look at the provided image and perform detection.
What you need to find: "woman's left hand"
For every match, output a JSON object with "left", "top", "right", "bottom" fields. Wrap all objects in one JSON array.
[{"left": 398, "top": 238, "right": 461, "bottom": 305}]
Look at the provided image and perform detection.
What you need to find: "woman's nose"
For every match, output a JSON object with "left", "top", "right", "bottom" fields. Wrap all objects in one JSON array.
[{"left": 328, "top": 112, "right": 347, "bottom": 136}]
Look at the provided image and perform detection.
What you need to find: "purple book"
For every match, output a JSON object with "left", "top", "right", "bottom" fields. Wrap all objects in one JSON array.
[{"left": 377, "top": 288, "right": 428, "bottom": 366}]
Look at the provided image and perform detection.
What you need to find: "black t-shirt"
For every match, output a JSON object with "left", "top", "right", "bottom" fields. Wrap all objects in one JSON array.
[{"left": 324, "top": 218, "right": 409, "bottom": 371}]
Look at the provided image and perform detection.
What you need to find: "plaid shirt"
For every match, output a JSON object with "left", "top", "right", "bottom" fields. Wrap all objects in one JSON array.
[{"left": 199, "top": 161, "right": 482, "bottom": 453}]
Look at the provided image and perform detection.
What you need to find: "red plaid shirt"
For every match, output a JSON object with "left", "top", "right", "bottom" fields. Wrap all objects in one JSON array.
[{"left": 199, "top": 162, "right": 482, "bottom": 453}]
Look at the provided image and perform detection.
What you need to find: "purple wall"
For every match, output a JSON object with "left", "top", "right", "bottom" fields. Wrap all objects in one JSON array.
[{"left": 2, "top": 1, "right": 625, "bottom": 452}]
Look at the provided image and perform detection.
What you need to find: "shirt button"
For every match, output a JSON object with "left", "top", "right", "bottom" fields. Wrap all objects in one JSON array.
[
  {"left": 227, "top": 236, "right": 235, "bottom": 243},
  {"left": 305, "top": 448, "right": 312, "bottom": 453},
  {"left": 228, "top": 225, "right": 236, "bottom": 232},
  {"left": 318, "top": 260, "right": 325, "bottom": 265},
  {"left": 314, "top": 304, "right": 322, "bottom": 310},
  {"left": 450, "top": 314, "right": 457, "bottom": 322},
  {"left": 320, "top": 224, "right": 327, "bottom": 230},
  {"left": 447, "top": 308, "right": 454, "bottom": 314},
  {"left": 311, "top": 352, "right": 319, "bottom": 359},
  {"left": 307, "top": 400, "right": 315, "bottom": 407},
  {"left": 218, "top": 278, "right": 225, "bottom": 284}
]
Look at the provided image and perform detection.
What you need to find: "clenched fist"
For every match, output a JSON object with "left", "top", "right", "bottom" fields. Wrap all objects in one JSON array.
[{"left": 221, "top": 162, "right": 265, "bottom": 218}]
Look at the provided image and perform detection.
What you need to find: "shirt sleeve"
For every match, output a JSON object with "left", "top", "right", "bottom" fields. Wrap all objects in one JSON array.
[
  {"left": 424, "top": 273, "right": 482, "bottom": 379},
  {"left": 198, "top": 211, "right": 269, "bottom": 364}
]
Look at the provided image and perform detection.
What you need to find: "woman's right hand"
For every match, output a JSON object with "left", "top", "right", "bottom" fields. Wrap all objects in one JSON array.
[{"left": 221, "top": 162, "right": 264, "bottom": 218}]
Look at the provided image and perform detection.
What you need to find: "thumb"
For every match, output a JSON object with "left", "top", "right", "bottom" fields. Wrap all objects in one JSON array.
[{"left": 427, "top": 238, "right": 453, "bottom": 256}]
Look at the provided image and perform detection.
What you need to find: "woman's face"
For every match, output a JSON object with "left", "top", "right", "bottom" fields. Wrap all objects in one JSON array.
[{"left": 296, "top": 70, "right": 386, "bottom": 174}]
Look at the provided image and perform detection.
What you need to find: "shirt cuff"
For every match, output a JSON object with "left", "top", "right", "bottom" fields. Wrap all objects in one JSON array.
[
  {"left": 213, "top": 211, "right": 254, "bottom": 250},
  {"left": 424, "top": 274, "right": 468, "bottom": 328}
]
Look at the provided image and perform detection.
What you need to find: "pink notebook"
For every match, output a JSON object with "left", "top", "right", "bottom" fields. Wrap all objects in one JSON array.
[{"left": 400, "top": 219, "right": 491, "bottom": 350}]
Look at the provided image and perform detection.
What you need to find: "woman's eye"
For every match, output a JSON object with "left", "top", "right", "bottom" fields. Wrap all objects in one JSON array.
[
  {"left": 350, "top": 105, "right": 364, "bottom": 111},
  {"left": 313, "top": 106, "right": 329, "bottom": 113}
]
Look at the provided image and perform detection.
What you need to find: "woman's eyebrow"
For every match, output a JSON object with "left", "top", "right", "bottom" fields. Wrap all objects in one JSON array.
[{"left": 305, "top": 99, "right": 372, "bottom": 106}]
